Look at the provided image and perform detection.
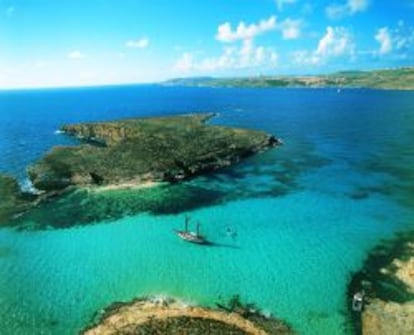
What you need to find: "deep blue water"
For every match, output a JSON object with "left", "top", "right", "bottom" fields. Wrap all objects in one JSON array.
[{"left": 0, "top": 86, "right": 413, "bottom": 334}]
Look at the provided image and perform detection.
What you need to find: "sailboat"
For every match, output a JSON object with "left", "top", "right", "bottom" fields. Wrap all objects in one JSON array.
[{"left": 175, "top": 216, "right": 207, "bottom": 244}]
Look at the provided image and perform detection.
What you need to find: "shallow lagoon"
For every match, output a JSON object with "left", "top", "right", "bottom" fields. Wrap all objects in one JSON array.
[{"left": 0, "top": 86, "right": 413, "bottom": 334}]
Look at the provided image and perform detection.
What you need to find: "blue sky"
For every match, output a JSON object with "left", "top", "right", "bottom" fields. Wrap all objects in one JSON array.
[{"left": 1, "top": 0, "right": 414, "bottom": 88}]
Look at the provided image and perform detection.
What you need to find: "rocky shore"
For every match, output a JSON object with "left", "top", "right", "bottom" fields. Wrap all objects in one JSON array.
[
  {"left": 362, "top": 239, "right": 414, "bottom": 335},
  {"left": 83, "top": 296, "right": 294, "bottom": 335},
  {"left": 0, "top": 174, "right": 36, "bottom": 223},
  {"left": 348, "top": 233, "right": 414, "bottom": 335}
]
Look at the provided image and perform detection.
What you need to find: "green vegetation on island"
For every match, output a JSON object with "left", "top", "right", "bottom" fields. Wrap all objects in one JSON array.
[
  {"left": 163, "top": 67, "right": 414, "bottom": 90},
  {"left": 28, "top": 113, "right": 279, "bottom": 192},
  {"left": 1, "top": 113, "right": 279, "bottom": 227}
]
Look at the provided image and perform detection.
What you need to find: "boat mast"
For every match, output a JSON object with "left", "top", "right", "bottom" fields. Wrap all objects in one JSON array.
[{"left": 185, "top": 216, "right": 189, "bottom": 232}]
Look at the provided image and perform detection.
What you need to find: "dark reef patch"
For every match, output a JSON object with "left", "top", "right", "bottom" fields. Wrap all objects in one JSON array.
[
  {"left": 348, "top": 190, "right": 370, "bottom": 200},
  {"left": 0, "top": 120, "right": 336, "bottom": 231},
  {"left": 10, "top": 183, "right": 227, "bottom": 229},
  {"left": 357, "top": 149, "right": 414, "bottom": 209},
  {"left": 2, "top": 137, "right": 332, "bottom": 230}
]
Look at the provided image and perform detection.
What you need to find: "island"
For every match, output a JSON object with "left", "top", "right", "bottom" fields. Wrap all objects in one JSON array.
[
  {"left": 0, "top": 113, "right": 280, "bottom": 226},
  {"left": 28, "top": 113, "right": 280, "bottom": 192},
  {"left": 163, "top": 67, "right": 414, "bottom": 90}
]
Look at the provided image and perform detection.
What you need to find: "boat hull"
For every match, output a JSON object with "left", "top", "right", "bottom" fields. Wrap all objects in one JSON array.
[{"left": 175, "top": 230, "right": 207, "bottom": 244}]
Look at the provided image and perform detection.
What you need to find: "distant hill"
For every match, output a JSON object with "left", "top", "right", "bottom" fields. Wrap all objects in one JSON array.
[
  {"left": 163, "top": 76, "right": 215, "bottom": 86},
  {"left": 162, "top": 67, "right": 414, "bottom": 90}
]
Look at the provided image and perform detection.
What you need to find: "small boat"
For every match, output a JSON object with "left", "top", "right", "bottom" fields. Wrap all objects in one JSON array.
[
  {"left": 352, "top": 291, "right": 365, "bottom": 312},
  {"left": 175, "top": 216, "right": 207, "bottom": 245}
]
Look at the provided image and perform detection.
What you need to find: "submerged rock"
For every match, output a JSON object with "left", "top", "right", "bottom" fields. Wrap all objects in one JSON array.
[{"left": 28, "top": 113, "right": 281, "bottom": 192}]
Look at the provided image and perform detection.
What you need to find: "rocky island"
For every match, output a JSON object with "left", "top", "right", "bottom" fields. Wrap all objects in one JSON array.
[
  {"left": 0, "top": 113, "right": 280, "bottom": 227},
  {"left": 28, "top": 113, "right": 279, "bottom": 192}
]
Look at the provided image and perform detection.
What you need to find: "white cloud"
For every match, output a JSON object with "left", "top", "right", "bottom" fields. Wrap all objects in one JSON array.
[
  {"left": 292, "top": 26, "right": 354, "bottom": 65},
  {"left": 375, "top": 27, "right": 392, "bottom": 55},
  {"left": 175, "top": 15, "right": 282, "bottom": 74},
  {"left": 197, "top": 47, "right": 238, "bottom": 71},
  {"left": 68, "top": 51, "right": 86, "bottom": 59},
  {"left": 216, "top": 16, "right": 277, "bottom": 43},
  {"left": 316, "top": 26, "right": 353, "bottom": 57},
  {"left": 216, "top": 15, "right": 301, "bottom": 42},
  {"left": 291, "top": 50, "right": 320, "bottom": 65},
  {"left": 275, "top": 0, "right": 297, "bottom": 11},
  {"left": 173, "top": 52, "right": 194, "bottom": 72},
  {"left": 125, "top": 38, "right": 149, "bottom": 49},
  {"left": 237, "top": 40, "right": 277, "bottom": 68},
  {"left": 279, "top": 18, "right": 302, "bottom": 39},
  {"left": 326, "top": 0, "right": 369, "bottom": 19},
  {"left": 392, "top": 22, "right": 414, "bottom": 51},
  {"left": 173, "top": 43, "right": 278, "bottom": 73},
  {"left": 373, "top": 23, "right": 414, "bottom": 57}
]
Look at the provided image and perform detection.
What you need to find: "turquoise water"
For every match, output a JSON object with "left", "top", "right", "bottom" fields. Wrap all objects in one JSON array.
[{"left": 0, "top": 87, "right": 413, "bottom": 334}]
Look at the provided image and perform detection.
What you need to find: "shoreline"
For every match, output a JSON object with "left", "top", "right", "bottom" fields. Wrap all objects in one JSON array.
[
  {"left": 161, "top": 83, "right": 414, "bottom": 91},
  {"left": 347, "top": 231, "right": 414, "bottom": 335},
  {"left": 87, "top": 179, "right": 164, "bottom": 193},
  {"left": 83, "top": 296, "right": 294, "bottom": 335}
]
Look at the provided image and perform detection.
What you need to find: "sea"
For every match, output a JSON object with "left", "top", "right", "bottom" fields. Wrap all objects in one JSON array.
[{"left": 0, "top": 85, "right": 413, "bottom": 335}]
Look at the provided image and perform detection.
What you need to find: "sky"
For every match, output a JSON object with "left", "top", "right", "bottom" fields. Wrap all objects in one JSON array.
[{"left": 1, "top": 0, "right": 414, "bottom": 88}]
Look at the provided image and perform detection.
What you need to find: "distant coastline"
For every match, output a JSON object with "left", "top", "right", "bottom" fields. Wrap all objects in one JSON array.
[{"left": 162, "top": 67, "right": 414, "bottom": 91}]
